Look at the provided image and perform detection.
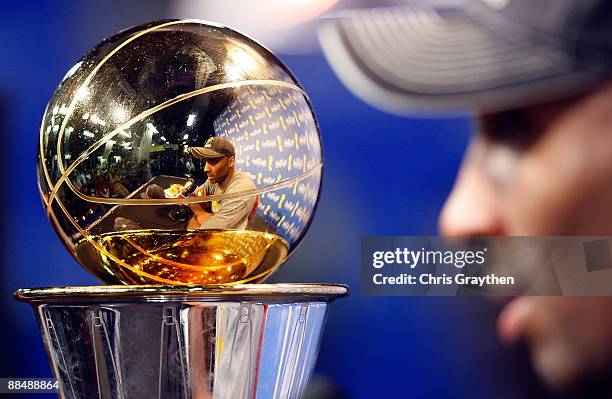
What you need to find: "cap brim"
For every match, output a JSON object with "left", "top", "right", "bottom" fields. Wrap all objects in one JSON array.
[
  {"left": 318, "top": 3, "right": 607, "bottom": 115},
  {"left": 189, "top": 147, "right": 225, "bottom": 159}
]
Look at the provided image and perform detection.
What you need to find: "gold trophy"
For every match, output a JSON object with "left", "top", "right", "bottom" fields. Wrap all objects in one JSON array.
[{"left": 17, "top": 20, "right": 346, "bottom": 398}]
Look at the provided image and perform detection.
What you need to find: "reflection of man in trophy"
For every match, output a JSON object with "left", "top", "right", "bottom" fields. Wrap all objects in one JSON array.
[{"left": 187, "top": 136, "right": 257, "bottom": 230}]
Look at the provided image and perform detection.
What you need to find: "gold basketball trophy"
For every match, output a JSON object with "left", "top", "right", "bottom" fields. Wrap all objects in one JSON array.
[{"left": 16, "top": 20, "right": 346, "bottom": 398}]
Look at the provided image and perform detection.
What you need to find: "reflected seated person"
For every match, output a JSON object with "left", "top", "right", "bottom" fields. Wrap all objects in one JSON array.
[{"left": 187, "top": 137, "right": 257, "bottom": 230}]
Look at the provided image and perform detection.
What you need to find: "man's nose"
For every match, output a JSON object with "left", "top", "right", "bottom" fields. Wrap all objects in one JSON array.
[
  {"left": 438, "top": 148, "right": 505, "bottom": 237},
  {"left": 203, "top": 162, "right": 211, "bottom": 172}
]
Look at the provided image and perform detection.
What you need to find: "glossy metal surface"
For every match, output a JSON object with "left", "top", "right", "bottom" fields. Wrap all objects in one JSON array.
[
  {"left": 16, "top": 284, "right": 347, "bottom": 399},
  {"left": 37, "top": 20, "right": 322, "bottom": 285}
]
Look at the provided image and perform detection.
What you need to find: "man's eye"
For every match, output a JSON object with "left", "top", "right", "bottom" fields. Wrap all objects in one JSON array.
[
  {"left": 481, "top": 110, "right": 526, "bottom": 141},
  {"left": 479, "top": 109, "right": 541, "bottom": 149},
  {"left": 479, "top": 95, "right": 581, "bottom": 149}
]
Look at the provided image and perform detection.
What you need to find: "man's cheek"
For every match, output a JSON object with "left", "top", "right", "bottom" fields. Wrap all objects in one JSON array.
[{"left": 506, "top": 150, "right": 611, "bottom": 234}]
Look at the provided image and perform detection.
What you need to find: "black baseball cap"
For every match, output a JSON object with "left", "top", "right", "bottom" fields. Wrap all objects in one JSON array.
[
  {"left": 189, "top": 136, "right": 235, "bottom": 159},
  {"left": 318, "top": 0, "right": 612, "bottom": 115}
]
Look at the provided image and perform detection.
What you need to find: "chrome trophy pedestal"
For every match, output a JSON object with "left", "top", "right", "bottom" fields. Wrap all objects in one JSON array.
[{"left": 15, "top": 284, "right": 347, "bottom": 399}]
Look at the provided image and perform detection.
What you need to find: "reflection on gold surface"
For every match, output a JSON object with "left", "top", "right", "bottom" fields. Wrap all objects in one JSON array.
[
  {"left": 44, "top": 20, "right": 197, "bottom": 208},
  {"left": 76, "top": 229, "right": 289, "bottom": 285},
  {"left": 37, "top": 20, "right": 323, "bottom": 284},
  {"left": 45, "top": 79, "right": 307, "bottom": 210}
]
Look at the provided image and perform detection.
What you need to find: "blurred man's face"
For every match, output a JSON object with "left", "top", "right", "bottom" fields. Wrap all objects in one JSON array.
[
  {"left": 203, "top": 156, "right": 233, "bottom": 184},
  {"left": 439, "top": 87, "right": 612, "bottom": 236},
  {"left": 438, "top": 82, "right": 612, "bottom": 391}
]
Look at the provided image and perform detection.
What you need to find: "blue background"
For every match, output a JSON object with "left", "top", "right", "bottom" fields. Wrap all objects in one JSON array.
[{"left": 0, "top": 2, "right": 557, "bottom": 398}]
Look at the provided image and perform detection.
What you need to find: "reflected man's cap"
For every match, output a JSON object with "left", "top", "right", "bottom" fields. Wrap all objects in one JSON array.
[
  {"left": 189, "top": 137, "right": 235, "bottom": 159},
  {"left": 318, "top": 0, "right": 612, "bottom": 115},
  {"left": 140, "top": 184, "right": 165, "bottom": 199}
]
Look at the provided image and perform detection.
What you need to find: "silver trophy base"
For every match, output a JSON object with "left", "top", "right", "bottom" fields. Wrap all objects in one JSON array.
[{"left": 15, "top": 284, "right": 347, "bottom": 399}]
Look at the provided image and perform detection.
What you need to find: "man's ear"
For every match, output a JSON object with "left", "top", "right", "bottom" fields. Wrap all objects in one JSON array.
[{"left": 228, "top": 156, "right": 235, "bottom": 168}]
